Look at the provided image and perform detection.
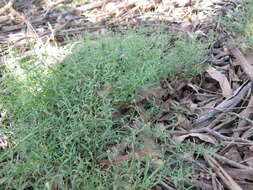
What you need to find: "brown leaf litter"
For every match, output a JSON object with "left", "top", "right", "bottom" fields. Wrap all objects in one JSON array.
[
  {"left": 97, "top": 35, "right": 253, "bottom": 190},
  {"left": 0, "top": 0, "right": 229, "bottom": 55}
]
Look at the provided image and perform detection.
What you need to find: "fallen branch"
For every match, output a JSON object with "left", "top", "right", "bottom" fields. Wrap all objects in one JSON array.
[
  {"left": 204, "top": 154, "right": 243, "bottom": 190},
  {"left": 226, "top": 112, "right": 253, "bottom": 125},
  {"left": 213, "top": 153, "right": 253, "bottom": 173},
  {"left": 193, "top": 81, "right": 251, "bottom": 127},
  {"left": 169, "top": 128, "right": 253, "bottom": 145},
  {"left": 194, "top": 128, "right": 253, "bottom": 145},
  {"left": 197, "top": 107, "right": 253, "bottom": 127}
]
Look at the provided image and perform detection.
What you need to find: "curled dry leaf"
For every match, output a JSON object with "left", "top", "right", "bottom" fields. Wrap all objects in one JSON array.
[
  {"left": 206, "top": 67, "right": 232, "bottom": 98},
  {"left": 174, "top": 133, "right": 217, "bottom": 145},
  {"left": 229, "top": 46, "right": 253, "bottom": 81}
]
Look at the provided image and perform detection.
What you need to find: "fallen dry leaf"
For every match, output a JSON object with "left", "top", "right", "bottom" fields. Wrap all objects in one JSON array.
[
  {"left": 243, "top": 146, "right": 253, "bottom": 168},
  {"left": 224, "top": 146, "right": 243, "bottom": 163},
  {"left": 229, "top": 46, "right": 253, "bottom": 81},
  {"left": 206, "top": 67, "right": 232, "bottom": 98},
  {"left": 174, "top": 133, "right": 217, "bottom": 144}
]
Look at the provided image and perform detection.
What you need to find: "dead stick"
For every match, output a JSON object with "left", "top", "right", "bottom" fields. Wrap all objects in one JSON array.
[
  {"left": 159, "top": 181, "right": 176, "bottom": 190},
  {"left": 213, "top": 116, "right": 236, "bottom": 131},
  {"left": 169, "top": 128, "right": 253, "bottom": 145},
  {"left": 213, "top": 153, "right": 253, "bottom": 173},
  {"left": 207, "top": 113, "right": 226, "bottom": 129},
  {"left": 227, "top": 112, "right": 253, "bottom": 125},
  {"left": 204, "top": 155, "right": 243, "bottom": 190},
  {"left": 0, "top": 0, "right": 14, "bottom": 15},
  {"left": 193, "top": 128, "right": 253, "bottom": 145},
  {"left": 201, "top": 107, "right": 253, "bottom": 125},
  {"left": 193, "top": 81, "right": 251, "bottom": 126},
  {"left": 9, "top": 7, "right": 39, "bottom": 39},
  {"left": 187, "top": 180, "right": 213, "bottom": 190}
]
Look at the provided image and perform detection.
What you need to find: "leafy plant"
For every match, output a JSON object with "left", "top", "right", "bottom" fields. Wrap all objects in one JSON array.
[
  {"left": 221, "top": 0, "right": 253, "bottom": 49},
  {"left": 0, "top": 30, "right": 208, "bottom": 189}
]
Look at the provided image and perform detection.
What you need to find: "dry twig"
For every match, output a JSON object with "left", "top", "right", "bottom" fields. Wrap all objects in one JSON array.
[
  {"left": 205, "top": 155, "right": 243, "bottom": 190},
  {"left": 213, "top": 153, "right": 253, "bottom": 173},
  {"left": 0, "top": 0, "right": 14, "bottom": 15}
]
